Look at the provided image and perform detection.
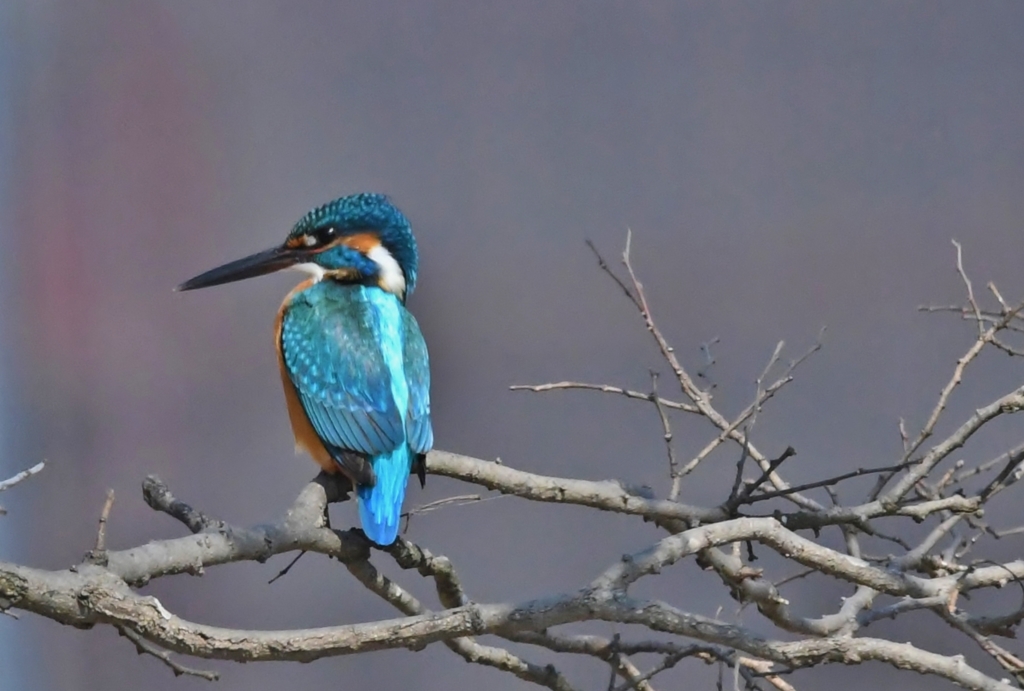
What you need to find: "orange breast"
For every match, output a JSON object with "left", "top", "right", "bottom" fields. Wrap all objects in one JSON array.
[{"left": 274, "top": 279, "right": 339, "bottom": 475}]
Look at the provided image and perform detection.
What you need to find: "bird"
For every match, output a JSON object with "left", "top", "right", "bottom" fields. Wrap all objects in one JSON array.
[{"left": 177, "top": 193, "right": 432, "bottom": 545}]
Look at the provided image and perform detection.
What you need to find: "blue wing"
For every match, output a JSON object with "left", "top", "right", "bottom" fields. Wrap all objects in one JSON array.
[
  {"left": 402, "top": 311, "right": 433, "bottom": 455},
  {"left": 281, "top": 283, "right": 406, "bottom": 468}
]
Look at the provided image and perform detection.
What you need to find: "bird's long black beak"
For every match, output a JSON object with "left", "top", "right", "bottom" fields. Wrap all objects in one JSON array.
[{"left": 176, "top": 245, "right": 307, "bottom": 291}]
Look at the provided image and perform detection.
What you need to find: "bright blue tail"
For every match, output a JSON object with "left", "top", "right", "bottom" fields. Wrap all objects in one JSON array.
[{"left": 357, "top": 445, "right": 411, "bottom": 545}]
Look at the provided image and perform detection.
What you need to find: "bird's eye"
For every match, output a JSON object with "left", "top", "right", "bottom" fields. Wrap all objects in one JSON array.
[{"left": 313, "top": 226, "right": 338, "bottom": 245}]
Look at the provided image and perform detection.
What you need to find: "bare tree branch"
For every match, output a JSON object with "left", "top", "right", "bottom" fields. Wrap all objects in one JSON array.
[{"left": 2, "top": 238, "right": 1023, "bottom": 691}]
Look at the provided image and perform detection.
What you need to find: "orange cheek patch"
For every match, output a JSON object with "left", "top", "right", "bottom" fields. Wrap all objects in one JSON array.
[{"left": 340, "top": 232, "right": 381, "bottom": 254}]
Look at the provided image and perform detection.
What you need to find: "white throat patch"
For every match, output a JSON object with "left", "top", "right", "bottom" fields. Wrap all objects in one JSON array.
[
  {"left": 292, "top": 263, "right": 326, "bottom": 281},
  {"left": 368, "top": 244, "right": 407, "bottom": 297}
]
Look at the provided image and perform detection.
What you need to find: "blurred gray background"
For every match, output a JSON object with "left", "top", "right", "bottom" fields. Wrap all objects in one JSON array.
[{"left": 2, "top": 2, "right": 1024, "bottom": 689}]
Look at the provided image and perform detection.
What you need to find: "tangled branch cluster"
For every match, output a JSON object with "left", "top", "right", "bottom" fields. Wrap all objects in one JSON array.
[{"left": 2, "top": 239, "right": 1024, "bottom": 691}]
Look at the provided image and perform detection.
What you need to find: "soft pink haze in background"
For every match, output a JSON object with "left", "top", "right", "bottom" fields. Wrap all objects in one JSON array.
[{"left": 3, "top": 2, "right": 1024, "bottom": 689}]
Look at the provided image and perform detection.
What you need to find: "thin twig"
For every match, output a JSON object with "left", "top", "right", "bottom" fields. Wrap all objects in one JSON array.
[
  {"left": 95, "top": 489, "right": 115, "bottom": 553},
  {"left": 979, "top": 447, "right": 1024, "bottom": 501},
  {"left": 609, "top": 649, "right": 689, "bottom": 691},
  {"left": 954, "top": 445, "right": 1024, "bottom": 486},
  {"left": 697, "top": 336, "right": 721, "bottom": 384},
  {"left": 992, "top": 525, "right": 1024, "bottom": 539},
  {"left": 750, "top": 341, "right": 786, "bottom": 431},
  {"left": 678, "top": 334, "right": 819, "bottom": 480},
  {"left": 83, "top": 489, "right": 117, "bottom": 566},
  {"left": 406, "top": 494, "right": 492, "bottom": 516},
  {"left": 117, "top": 625, "right": 220, "bottom": 681},
  {"left": 268, "top": 551, "right": 306, "bottom": 584},
  {"left": 936, "top": 607, "right": 1024, "bottom": 683},
  {"left": 587, "top": 237, "right": 641, "bottom": 309},
  {"left": 511, "top": 381, "right": 698, "bottom": 414},
  {"left": 0, "top": 461, "right": 45, "bottom": 493},
  {"left": 988, "top": 282, "right": 1011, "bottom": 312},
  {"left": 649, "top": 372, "right": 681, "bottom": 500},
  {"left": 730, "top": 447, "right": 797, "bottom": 509},
  {"left": 773, "top": 568, "right": 817, "bottom": 590},
  {"left": 736, "top": 463, "right": 912, "bottom": 505},
  {"left": 727, "top": 433, "right": 752, "bottom": 509},
  {"left": 953, "top": 239, "right": 985, "bottom": 338}
]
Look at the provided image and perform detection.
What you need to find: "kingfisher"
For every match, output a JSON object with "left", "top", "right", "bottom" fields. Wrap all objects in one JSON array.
[{"left": 177, "top": 193, "right": 432, "bottom": 546}]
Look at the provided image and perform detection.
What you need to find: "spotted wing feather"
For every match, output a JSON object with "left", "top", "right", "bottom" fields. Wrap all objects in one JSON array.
[
  {"left": 281, "top": 284, "right": 405, "bottom": 483},
  {"left": 402, "top": 311, "right": 433, "bottom": 456}
]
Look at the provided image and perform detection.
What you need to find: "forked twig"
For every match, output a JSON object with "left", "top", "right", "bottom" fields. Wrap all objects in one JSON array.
[
  {"left": 892, "top": 243, "right": 1024, "bottom": 480},
  {"left": 589, "top": 234, "right": 822, "bottom": 510}
]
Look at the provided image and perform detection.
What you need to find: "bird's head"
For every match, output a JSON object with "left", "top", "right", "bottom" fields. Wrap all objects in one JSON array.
[{"left": 177, "top": 193, "right": 418, "bottom": 300}]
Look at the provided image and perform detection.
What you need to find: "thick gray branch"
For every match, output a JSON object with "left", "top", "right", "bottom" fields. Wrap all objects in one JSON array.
[
  {"left": 0, "top": 559, "right": 1012, "bottom": 690},
  {"left": 426, "top": 451, "right": 980, "bottom": 534},
  {"left": 108, "top": 476, "right": 368, "bottom": 586}
]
